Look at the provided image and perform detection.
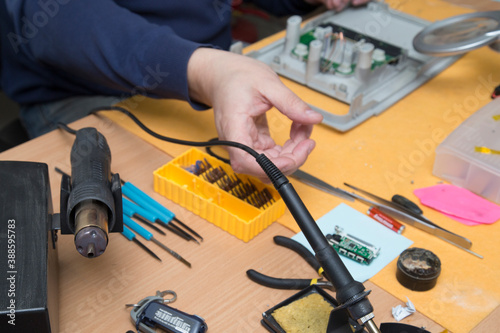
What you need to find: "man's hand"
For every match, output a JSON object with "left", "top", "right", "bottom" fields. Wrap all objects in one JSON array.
[
  {"left": 306, "top": 0, "right": 371, "bottom": 12},
  {"left": 187, "top": 48, "right": 323, "bottom": 182}
]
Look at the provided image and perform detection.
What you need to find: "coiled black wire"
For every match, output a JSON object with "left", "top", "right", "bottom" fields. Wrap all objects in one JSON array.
[{"left": 89, "top": 105, "right": 259, "bottom": 159}]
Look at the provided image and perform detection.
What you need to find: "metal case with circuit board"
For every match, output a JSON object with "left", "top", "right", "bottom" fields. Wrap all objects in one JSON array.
[{"left": 246, "top": 2, "right": 461, "bottom": 131}]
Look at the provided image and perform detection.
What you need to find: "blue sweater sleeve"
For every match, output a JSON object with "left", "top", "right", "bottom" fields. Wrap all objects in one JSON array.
[{"left": 6, "top": 0, "right": 217, "bottom": 109}]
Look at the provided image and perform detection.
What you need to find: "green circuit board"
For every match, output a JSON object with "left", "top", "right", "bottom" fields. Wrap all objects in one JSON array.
[
  {"left": 326, "top": 228, "right": 380, "bottom": 265},
  {"left": 291, "top": 23, "right": 402, "bottom": 73}
]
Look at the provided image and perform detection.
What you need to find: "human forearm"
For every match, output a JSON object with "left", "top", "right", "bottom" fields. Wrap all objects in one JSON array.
[{"left": 8, "top": 0, "right": 208, "bottom": 104}]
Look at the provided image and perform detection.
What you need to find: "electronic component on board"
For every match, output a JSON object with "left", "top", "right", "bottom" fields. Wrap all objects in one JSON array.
[
  {"left": 246, "top": 3, "right": 461, "bottom": 131},
  {"left": 292, "top": 23, "right": 404, "bottom": 75},
  {"left": 326, "top": 226, "right": 380, "bottom": 265}
]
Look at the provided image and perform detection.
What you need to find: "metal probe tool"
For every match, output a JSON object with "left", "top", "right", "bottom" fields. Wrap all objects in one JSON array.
[
  {"left": 123, "top": 215, "right": 191, "bottom": 268},
  {"left": 121, "top": 226, "right": 162, "bottom": 262}
]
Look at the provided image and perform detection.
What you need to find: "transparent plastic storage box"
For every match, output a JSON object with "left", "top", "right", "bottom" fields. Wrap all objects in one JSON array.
[{"left": 433, "top": 98, "right": 500, "bottom": 204}]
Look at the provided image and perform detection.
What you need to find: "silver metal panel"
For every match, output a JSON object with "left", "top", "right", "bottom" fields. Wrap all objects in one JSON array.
[{"left": 246, "top": 2, "right": 461, "bottom": 132}]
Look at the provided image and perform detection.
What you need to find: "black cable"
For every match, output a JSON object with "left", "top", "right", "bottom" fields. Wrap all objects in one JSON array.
[
  {"left": 205, "top": 138, "right": 231, "bottom": 164},
  {"left": 57, "top": 122, "right": 77, "bottom": 135},
  {"left": 89, "top": 106, "right": 260, "bottom": 159}
]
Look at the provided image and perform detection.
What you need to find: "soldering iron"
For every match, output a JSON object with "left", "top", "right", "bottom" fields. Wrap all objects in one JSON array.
[{"left": 59, "top": 126, "right": 123, "bottom": 258}]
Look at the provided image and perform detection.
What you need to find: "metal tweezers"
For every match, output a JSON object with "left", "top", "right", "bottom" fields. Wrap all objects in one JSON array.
[
  {"left": 343, "top": 183, "right": 483, "bottom": 259},
  {"left": 290, "top": 169, "right": 355, "bottom": 202}
]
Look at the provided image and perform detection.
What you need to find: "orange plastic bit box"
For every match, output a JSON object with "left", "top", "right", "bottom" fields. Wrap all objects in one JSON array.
[{"left": 153, "top": 148, "right": 285, "bottom": 242}]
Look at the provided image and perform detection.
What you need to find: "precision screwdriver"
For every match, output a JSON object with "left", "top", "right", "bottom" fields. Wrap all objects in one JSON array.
[
  {"left": 122, "top": 197, "right": 197, "bottom": 244},
  {"left": 122, "top": 200, "right": 166, "bottom": 236},
  {"left": 123, "top": 215, "right": 192, "bottom": 268},
  {"left": 121, "top": 181, "right": 203, "bottom": 242},
  {"left": 121, "top": 226, "right": 162, "bottom": 262}
]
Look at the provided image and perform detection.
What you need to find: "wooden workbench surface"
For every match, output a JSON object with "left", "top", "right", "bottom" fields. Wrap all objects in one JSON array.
[{"left": 0, "top": 115, "right": 456, "bottom": 332}]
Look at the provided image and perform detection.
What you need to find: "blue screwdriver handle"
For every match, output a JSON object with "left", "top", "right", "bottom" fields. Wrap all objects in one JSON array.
[
  {"left": 121, "top": 225, "right": 136, "bottom": 241},
  {"left": 123, "top": 197, "right": 161, "bottom": 223},
  {"left": 123, "top": 215, "right": 153, "bottom": 241},
  {"left": 122, "top": 198, "right": 140, "bottom": 218},
  {"left": 122, "top": 182, "right": 175, "bottom": 220}
]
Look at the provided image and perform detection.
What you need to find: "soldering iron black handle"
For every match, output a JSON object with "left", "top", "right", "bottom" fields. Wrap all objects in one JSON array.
[{"left": 256, "top": 154, "right": 374, "bottom": 322}]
